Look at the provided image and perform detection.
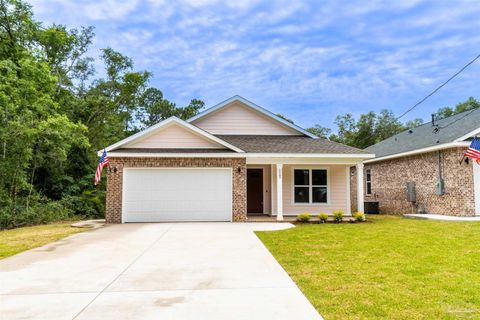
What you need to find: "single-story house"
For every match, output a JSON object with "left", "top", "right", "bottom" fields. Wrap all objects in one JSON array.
[
  {"left": 351, "top": 108, "right": 480, "bottom": 216},
  {"left": 101, "top": 95, "right": 374, "bottom": 223}
]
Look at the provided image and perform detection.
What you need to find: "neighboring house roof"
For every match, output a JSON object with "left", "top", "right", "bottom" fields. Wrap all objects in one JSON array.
[
  {"left": 365, "top": 108, "right": 480, "bottom": 162},
  {"left": 188, "top": 95, "right": 318, "bottom": 138},
  {"left": 217, "top": 135, "right": 369, "bottom": 154}
]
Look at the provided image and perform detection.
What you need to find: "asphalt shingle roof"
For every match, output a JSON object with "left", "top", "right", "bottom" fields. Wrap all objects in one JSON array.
[
  {"left": 366, "top": 108, "right": 480, "bottom": 158},
  {"left": 216, "top": 135, "right": 368, "bottom": 154}
]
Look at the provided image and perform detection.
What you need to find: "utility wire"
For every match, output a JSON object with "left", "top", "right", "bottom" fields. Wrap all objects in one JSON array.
[
  {"left": 437, "top": 107, "right": 477, "bottom": 130},
  {"left": 396, "top": 53, "right": 480, "bottom": 121}
]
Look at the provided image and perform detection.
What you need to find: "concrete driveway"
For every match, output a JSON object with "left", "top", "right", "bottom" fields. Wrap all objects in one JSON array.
[{"left": 0, "top": 223, "right": 322, "bottom": 320}]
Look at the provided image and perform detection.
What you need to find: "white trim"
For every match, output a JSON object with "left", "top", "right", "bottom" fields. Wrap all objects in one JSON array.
[
  {"left": 246, "top": 167, "right": 265, "bottom": 215},
  {"left": 270, "top": 164, "right": 274, "bottom": 215},
  {"left": 188, "top": 95, "right": 319, "bottom": 139},
  {"left": 364, "top": 142, "right": 469, "bottom": 164},
  {"left": 276, "top": 164, "right": 284, "bottom": 221},
  {"left": 473, "top": 162, "right": 480, "bottom": 216},
  {"left": 109, "top": 149, "right": 375, "bottom": 159},
  {"left": 121, "top": 167, "right": 233, "bottom": 223},
  {"left": 345, "top": 166, "right": 351, "bottom": 216},
  {"left": 455, "top": 127, "right": 480, "bottom": 142},
  {"left": 290, "top": 166, "right": 330, "bottom": 206},
  {"left": 356, "top": 163, "right": 364, "bottom": 213},
  {"left": 98, "top": 116, "right": 244, "bottom": 155}
]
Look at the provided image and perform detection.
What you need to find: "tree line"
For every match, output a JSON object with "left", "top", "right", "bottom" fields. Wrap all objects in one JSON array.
[
  {"left": 1, "top": 0, "right": 478, "bottom": 228},
  {"left": 0, "top": 0, "right": 203, "bottom": 228}
]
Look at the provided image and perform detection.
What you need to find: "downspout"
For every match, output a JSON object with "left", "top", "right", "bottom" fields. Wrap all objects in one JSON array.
[{"left": 436, "top": 150, "right": 445, "bottom": 196}]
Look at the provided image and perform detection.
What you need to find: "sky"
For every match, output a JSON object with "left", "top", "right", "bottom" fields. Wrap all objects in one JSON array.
[{"left": 29, "top": 0, "right": 480, "bottom": 130}]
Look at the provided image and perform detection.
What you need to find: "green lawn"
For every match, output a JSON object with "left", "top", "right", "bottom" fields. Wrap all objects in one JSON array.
[
  {"left": 0, "top": 222, "right": 86, "bottom": 259},
  {"left": 256, "top": 215, "right": 480, "bottom": 320}
]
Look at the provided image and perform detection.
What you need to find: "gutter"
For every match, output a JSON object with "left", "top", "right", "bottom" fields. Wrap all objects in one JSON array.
[{"left": 364, "top": 141, "right": 470, "bottom": 164}]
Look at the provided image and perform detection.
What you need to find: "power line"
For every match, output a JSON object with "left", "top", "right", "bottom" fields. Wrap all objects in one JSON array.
[
  {"left": 396, "top": 53, "right": 480, "bottom": 121},
  {"left": 437, "top": 107, "right": 478, "bottom": 131}
]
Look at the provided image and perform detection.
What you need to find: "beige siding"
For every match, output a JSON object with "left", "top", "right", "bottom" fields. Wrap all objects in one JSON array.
[
  {"left": 272, "top": 164, "right": 348, "bottom": 215},
  {"left": 192, "top": 101, "right": 301, "bottom": 135},
  {"left": 125, "top": 124, "right": 225, "bottom": 149}
]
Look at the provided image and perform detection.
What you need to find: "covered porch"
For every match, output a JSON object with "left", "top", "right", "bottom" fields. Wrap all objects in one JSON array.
[{"left": 245, "top": 156, "right": 366, "bottom": 221}]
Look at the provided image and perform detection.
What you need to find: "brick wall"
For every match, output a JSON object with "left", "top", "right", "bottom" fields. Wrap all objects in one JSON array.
[
  {"left": 350, "top": 147, "right": 475, "bottom": 216},
  {"left": 105, "top": 157, "right": 247, "bottom": 223}
]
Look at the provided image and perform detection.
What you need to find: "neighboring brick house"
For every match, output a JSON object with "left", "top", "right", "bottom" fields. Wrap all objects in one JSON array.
[
  {"left": 101, "top": 95, "right": 374, "bottom": 223},
  {"left": 351, "top": 108, "right": 480, "bottom": 216}
]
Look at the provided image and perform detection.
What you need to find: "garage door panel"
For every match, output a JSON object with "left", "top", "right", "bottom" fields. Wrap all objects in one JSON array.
[{"left": 122, "top": 168, "right": 232, "bottom": 222}]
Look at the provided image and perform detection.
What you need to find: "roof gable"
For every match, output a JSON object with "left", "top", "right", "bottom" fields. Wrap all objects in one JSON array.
[
  {"left": 189, "top": 95, "right": 317, "bottom": 138},
  {"left": 124, "top": 123, "right": 226, "bottom": 149},
  {"left": 100, "top": 117, "right": 244, "bottom": 155}
]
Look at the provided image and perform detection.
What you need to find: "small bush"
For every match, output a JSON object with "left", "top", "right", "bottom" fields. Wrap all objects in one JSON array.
[
  {"left": 296, "top": 213, "right": 311, "bottom": 223},
  {"left": 318, "top": 212, "right": 329, "bottom": 223},
  {"left": 332, "top": 210, "right": 344, "bottom": 223},
  {"left": 353, "top": 211, "right": 366, "bottom": 222}
]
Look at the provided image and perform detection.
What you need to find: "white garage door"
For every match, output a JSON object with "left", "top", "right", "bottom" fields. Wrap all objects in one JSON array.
[{"left": 122, "top": 168, "right": 232, "bottom": 222}]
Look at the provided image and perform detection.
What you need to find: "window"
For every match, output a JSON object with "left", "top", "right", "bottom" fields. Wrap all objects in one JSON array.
[
  {"left": 365, "top": 169, "right": 372, "bottom": 195},
  {"left": 293, "top": 169, "right": 328, "bottom": 204}
]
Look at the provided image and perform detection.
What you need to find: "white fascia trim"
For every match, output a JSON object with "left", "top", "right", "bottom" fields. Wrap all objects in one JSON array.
[
  {"left": 364, "top": 141, "right": 470, "bottom": 164},
  {"left": 245, "top": 153, "right": 375, "bottom": 159},
  {"left": 97, "top": 116, "right": 244, "bottom": 156},
  {"left": 454, "top": 127, "right": 480, "bottom": 142},
  {"left": 107, "top": 152, "right": 374, "bottom": 159},
  {"left": 187, "top": 95, "right": 318, "bottom": 139}
]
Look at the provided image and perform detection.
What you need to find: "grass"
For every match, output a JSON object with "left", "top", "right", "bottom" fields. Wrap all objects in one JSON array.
[
  {"left": 256, "top": 215, "right": 480, "bottom": 320},
  {"left": 0, "top": 222, "right": 86, "bottom": 259}
]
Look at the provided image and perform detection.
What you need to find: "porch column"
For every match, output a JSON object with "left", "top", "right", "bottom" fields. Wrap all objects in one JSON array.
[
  {"left": 356, "top": 163, "right": 364, "bottom": 213},
  {"left": 346, "top": 166, "right": 352, "bottom": 215},
  {"left": 276, "top": 163, "right": 284, "bottom": 221}
]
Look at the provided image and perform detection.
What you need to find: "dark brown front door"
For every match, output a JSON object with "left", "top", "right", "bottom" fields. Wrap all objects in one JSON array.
[{"left": 247, "top": 169, "right": 263, "bottom": 215}]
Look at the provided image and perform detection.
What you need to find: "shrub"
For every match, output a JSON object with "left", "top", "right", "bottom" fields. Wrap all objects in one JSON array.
[
  {"left": 296, "top": 213, "right": 311, "bottom": 223},
  {"left": 318, "top": 212, "right": 329, "bottom": 223},
  {"left": 332, "top": 210, "right": 344, "bottom": 223},
  {"left": 353, "top": 211, "right": 366, "bottom": 222}
]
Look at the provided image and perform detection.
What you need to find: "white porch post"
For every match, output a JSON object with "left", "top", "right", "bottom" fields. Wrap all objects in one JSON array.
[
  {"left": 356, "top": 163, "right": 365, "bottom": 213},
  {"left": 346, "top": 166, "right": 352, "bottom": 216},
  {"left": 276, "top": 163, "right": 284, "bottom": 221},
  {"left": 473, "top": 161, "right": 480, "bottom": 216}
]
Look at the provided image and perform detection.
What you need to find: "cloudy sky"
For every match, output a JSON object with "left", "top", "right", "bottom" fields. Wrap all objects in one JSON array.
[{"left": 30, "top": 0, "right": 480, "bottom": 129}]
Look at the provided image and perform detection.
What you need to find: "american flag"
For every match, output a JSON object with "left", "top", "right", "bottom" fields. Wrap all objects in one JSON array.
[
  {"left": 94, "top": 149, "right": 109, "bottom": 186},
  {"left": 465, "top": 137, "right": 480, "bottom": 164}
]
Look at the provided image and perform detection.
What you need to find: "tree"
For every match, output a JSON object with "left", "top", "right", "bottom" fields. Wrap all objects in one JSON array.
[
  {"left": 276, "top": 113, "right": 294, "bottom": 124},
  {"left": 436, "top": 97, "right": 480, "bottom": 119},
  {"left": 136, "top": 88, "right": 204, "bottom": 129},
  {"left": 309, "top": 109, "right": 425, "bottom": 149},
  {"left": 306, "top": 125, "right": 332, "bottom": 139}
]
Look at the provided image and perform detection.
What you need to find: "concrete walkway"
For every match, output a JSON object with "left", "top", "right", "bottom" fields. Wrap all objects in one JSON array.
[
  {"left": 404, "top": 214, "right": 480, "bottom": 221},
  {"left": 0, "top": 223, "right": 322, "bottom": 320}
]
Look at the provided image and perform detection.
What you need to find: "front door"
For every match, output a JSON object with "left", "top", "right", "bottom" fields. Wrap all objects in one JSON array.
[{"left": 247, "top": 169, "right": 263, "bottom": 215}]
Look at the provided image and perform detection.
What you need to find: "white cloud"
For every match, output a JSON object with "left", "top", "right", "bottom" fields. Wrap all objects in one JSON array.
[{"left": 29, "top": 0, "right": 480, "bottom": 127}]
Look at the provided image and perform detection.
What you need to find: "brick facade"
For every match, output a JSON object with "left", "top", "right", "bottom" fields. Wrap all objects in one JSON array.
[
  {"left": 350, "top": 147, "right": 476, "bottom": 216},
  {"left": 105, "top": 157, "right": 247, "bottom": 223}
]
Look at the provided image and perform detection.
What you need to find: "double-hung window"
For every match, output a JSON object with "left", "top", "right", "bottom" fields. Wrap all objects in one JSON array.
[
  {"left": 293, "top": 169, "right": 328, "bottom": 204},
  {"left": 365, "top": 169, "right": 372, "bottom": 195}
]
